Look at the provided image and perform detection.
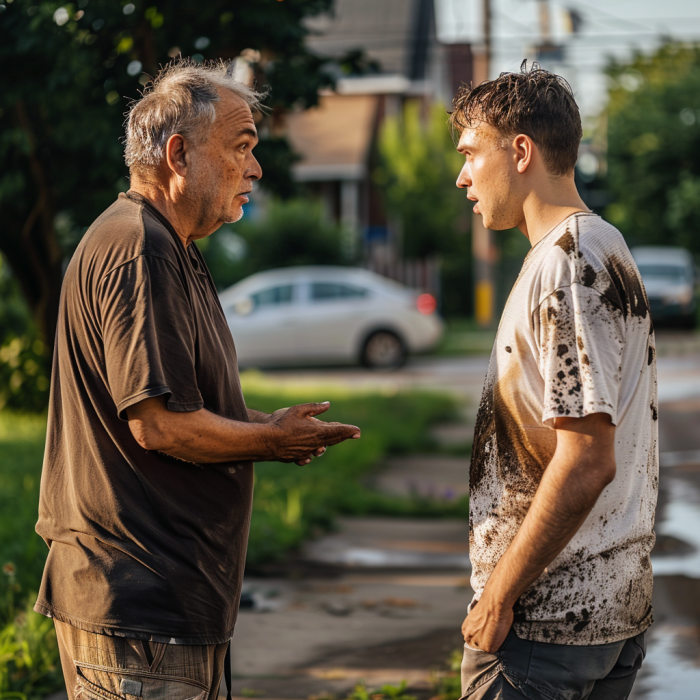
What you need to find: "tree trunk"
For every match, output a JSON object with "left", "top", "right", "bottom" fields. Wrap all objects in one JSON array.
[{"left": 0, "top": 101, "right": 64, "bottom": 353}]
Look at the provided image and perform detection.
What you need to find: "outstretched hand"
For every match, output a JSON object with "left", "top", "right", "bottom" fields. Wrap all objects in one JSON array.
[{"left": 268, "top": 402, "right": 360, "bottom": 465}]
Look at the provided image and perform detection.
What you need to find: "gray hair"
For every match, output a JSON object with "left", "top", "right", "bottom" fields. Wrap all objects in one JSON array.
[{"left": 124, "top": 58, "right": 266, "bottom": 172}]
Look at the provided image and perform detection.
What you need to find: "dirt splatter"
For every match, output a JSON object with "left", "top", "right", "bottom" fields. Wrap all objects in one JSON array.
[
  {"left": 556, "top": 229, "right": 575, "bottom": 255},
  {"left": 557, "top": 344, "right": 569, "bottom": 357},
  {"left": 505, "top": 346, "right": 512, "bottom": 353},
  {"left": 582, "top": 264, "right": 597, "bottom": 287},
  {"left": 648, "top": 346, "right": 655, "bottom": 366},
  {"left": 650, "top": 403, "right": 658, "bottom": 421},
  {"left": 601, "top": 254, "right": 650, "bottom": 320}
]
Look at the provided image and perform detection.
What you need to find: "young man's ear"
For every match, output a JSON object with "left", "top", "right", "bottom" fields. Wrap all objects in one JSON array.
[{"left": 512, "top": 134, "right": 534, "bottom": 174}]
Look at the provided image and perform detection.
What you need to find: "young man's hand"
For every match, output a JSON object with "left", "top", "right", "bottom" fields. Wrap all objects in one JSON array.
[{"left": 461, "top": 594, "right": 514, "bottom": 653}]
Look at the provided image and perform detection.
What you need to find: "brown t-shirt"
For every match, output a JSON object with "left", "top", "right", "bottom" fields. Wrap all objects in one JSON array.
[{"left": 34, "top": 191, "right": 254, "bottom": 644}]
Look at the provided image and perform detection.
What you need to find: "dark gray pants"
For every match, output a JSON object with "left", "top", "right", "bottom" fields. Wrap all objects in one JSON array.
[{"left": 461, "top": 628, "right": 646, "bottom": 700}]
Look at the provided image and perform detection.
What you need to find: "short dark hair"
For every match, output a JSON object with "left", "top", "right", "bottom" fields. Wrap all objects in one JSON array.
[{"left": 449, "top": 61, "right": 582, "bottom": 176}]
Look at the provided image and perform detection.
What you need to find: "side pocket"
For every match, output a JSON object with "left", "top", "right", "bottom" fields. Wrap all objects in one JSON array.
[{"left": 74, "top": 666, "right": 122, "bottom": 700}]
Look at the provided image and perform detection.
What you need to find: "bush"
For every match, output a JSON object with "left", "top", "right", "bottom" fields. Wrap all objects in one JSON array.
[
  {"left": 0, "top": 258, "right": 50, "bottom": 414},
  {"left": 199, "top": 198, "right": 354, "bottom": 291}
]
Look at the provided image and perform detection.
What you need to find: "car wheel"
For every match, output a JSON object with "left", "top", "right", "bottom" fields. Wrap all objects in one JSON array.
[{"left": 361, "top": 331, "right": 407, "bottom": 369}]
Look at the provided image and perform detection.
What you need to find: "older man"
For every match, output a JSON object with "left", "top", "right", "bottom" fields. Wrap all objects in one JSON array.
[{"left": 34, "top": 60, "right": 360, "bottom": 700}]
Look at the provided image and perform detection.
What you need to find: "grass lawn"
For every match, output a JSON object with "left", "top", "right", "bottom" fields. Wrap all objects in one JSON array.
[
  {"left": 0, "top": 376, "right": 464, "bottom": 698},
  {"left": 437, "top": 317, "right": 496, "bottom": 356}
]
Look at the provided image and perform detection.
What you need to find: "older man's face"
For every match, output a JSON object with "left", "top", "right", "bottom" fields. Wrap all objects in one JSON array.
[{"left": 190, "top": 90, "right": 262, "bottom": 228}]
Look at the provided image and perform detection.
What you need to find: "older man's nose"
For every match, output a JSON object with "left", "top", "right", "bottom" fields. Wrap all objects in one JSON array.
[{"left": 248, "top": 155, "right": 262, "bottom": 181}]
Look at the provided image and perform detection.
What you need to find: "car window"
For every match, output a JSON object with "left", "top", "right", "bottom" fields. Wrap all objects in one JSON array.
[
  {"left": 252, "top": 285, "right": 294, "bottom": 308},
  {"left": 637, "top": 264, "right": 691, "bottom": 284},
  {"left": 311, "top": 282, "right": 369, "bottom": 301}
]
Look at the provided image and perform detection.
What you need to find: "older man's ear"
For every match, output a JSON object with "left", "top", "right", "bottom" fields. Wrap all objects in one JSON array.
[{"left": 165, "top": 133, "right": 189, "bottom": 176}]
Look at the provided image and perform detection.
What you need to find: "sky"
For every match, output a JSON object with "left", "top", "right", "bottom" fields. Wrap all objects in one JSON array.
[{"left": 435, "top": 0, "right": 700, "bottom": 120}]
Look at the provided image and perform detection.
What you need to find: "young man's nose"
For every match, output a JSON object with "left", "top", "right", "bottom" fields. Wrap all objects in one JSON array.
[{"left": 456, "top": 165, "right": 471, "bottom": 189}]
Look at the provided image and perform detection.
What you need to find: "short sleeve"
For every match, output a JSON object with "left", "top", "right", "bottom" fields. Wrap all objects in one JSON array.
[
  {"left": 98, "top": 255, "right": 203, "bottom": 420},
  {"left": 537, "top": 284, "right": 625, "bottom": 428}
]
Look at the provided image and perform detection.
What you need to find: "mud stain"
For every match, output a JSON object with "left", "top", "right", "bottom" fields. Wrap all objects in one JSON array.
[
  {"left": 601, "top": 254, "right": 650, "bottom": 320},
  {"left": 555, "top": 229, "right": 575, "bottom": 255}
]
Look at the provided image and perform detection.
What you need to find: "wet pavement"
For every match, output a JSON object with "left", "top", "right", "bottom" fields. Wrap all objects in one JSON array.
[
  {"left": 248, "top": 341, "right": 700, "bottom": 700},
  {"left": 629, "top": 388, "right": 700, "bottom": 699}
]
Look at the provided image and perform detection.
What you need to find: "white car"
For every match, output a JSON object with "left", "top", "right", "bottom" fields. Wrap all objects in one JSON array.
[
  {"left": 219, "top": 266, "right": 445, "bottom": 368},
  {"left": 632, "top": 246, "right": 697, "bottom": 328}
]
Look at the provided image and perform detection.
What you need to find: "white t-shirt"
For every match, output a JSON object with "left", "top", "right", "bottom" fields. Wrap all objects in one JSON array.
[{"left": 469, "top": 211, "right": 658, "bottom": 645}]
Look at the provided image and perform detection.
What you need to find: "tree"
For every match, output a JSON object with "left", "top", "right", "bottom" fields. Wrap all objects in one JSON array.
[
  {"left": 604, "top": 43, "right": 700, "bottom": 254},
  {"left": 0, "top": 0, "right": 335, "bottom": 352},
  {"left": 375, "top": 102, "right": 472, "bottom": 315}
]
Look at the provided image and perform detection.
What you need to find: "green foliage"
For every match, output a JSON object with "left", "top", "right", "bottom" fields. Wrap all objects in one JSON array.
[
  {"left": 346, "top": 681, "right": 416, "bottom": 700},
  {"left": 0, "top": 599, "right": 62, "bottom": 700},
  {"left": 430, "top": 647, "right": 463, "bottom": 700},
  {"left": 0, "top": 258, "right": 50, "bottom": 413},
  {"left": 0, "top": 413, "right": 47, "bottom": 619},
  {"left": 604, "top": 43, "right": 700, "bottom": 253},
  {"left": 376, "top": 103, "right": 468, "bottom": 259},
  {"left": 199, "top": 198, "right": 353, "bottom": 290},
  {"left": 0, "top": 413, "right": 59, "bottom": 700},
  {"left": 0, "top": 0, "right": 337, "bottom": 347}
]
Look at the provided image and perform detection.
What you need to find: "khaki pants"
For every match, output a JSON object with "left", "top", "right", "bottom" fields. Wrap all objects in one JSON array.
[{"left": 55, "top": 620, "right": 228, "bottom": 700}]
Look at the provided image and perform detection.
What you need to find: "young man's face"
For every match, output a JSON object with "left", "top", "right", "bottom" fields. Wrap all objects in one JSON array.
[{"left": 456, "top": 122, "right": 525, "bottom": 231}]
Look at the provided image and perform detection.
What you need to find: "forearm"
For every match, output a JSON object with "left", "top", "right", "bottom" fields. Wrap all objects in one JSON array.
[
  {"left": 130, "top": 402, "right": 276, "bottom": 463},
  {"left": 482, "top": 452, "right": 610, "bottom": 609}
]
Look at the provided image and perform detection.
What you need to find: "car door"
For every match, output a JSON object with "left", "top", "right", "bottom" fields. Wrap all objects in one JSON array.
[
  {"left": 295, "top": 280, "right": 373, "bottom": 360},
  {"left": 225, "top": 283, "right": 302, "bottom": 365}
]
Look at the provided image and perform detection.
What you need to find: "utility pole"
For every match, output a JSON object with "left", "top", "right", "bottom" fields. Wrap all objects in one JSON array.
[{"left": 472, "top": 0, "right": 497, "bottom": 327}]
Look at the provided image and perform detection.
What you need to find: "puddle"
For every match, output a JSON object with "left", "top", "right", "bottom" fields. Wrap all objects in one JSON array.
[
  {"left": 304, "top": 543, "right": 471, "bottom": 569},
  {"left": 632, "top": 624, "right": 700, "bottom": 699},
  {"left": 652, "top": 477, "right": 700, "bottom": 578}
]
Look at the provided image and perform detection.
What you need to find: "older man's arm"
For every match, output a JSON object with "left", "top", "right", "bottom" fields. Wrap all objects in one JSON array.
[
  {"left": 126, "top": 396, "right": 359, "bottom": 465},
  {"left": 461, "top": 412, "right": 616, "bottom": 652}
]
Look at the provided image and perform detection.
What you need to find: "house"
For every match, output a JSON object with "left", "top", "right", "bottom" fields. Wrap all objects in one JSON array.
[{"left": 282, "top": 0, "right": 473, "bottom": 287}]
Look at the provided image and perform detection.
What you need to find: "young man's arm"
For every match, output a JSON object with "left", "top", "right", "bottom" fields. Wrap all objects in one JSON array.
[
  {"left": 126, "top": 396, "right": 359, "bottom": 465},
  {"left": 462, "top": 412, "right": 616, "bottom": 652}
]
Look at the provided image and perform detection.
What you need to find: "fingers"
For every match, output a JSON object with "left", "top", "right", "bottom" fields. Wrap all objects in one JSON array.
[
  {"left": 294, "top": 401, "right": 331, "bottom": 418},
  {"left": 312, "top": 447, "right": 326, "bottom": 457},
  {"left": 320, "top": 424, "right": 361, "bottom": 446}
]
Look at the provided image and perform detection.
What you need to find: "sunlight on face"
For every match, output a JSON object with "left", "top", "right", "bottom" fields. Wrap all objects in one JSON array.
[
  {"left": 456, "top": 123, "right": 524, "bottom": 231},
  {"left": 187, "top": 91, "right": 262, "bottom": 232}
]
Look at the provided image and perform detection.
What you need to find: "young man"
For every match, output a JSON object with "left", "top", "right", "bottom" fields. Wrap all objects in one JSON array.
[{"left": 453, "top": 63, "right": 657, "bottom": 699}]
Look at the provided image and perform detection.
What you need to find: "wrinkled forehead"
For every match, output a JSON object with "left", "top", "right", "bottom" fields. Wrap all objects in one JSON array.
[{"left": 213, "top": 90, "right": 257, "bottom": 136}]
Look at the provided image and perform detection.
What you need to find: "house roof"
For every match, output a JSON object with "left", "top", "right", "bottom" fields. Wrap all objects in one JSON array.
[
  {"left": 285, "top": 94, "right": 378, "bottom": 182},
  {"left": 305, "top": 0, "right": 433, "bottom": 78}
]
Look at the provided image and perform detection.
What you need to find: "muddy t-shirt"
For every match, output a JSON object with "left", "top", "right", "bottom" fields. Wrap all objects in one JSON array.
[
  {"left": 469, "top": 212, "right": 658, "bottom": 645},
  {"left": 35, "top": 192, "right": 254, "bottom": 644}
]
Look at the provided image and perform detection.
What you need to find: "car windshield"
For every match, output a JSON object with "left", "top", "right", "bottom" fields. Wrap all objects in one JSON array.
[
  {"left": 252, "top": 285, "right": 294, "bottom": 307},
  {"left": 311, "top": 282, "right": 369, "bottom": 301},
  {"left": 637, "top": 264, "right": 691, "bottom": 284}
]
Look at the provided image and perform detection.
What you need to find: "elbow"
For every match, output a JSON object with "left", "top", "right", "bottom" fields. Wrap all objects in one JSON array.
[
  {"left": 129, "top": 418, "right": 173, "bottom": 452},
  {"left": 591, "top": 457, "right": 617, "bottom": 491}
]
